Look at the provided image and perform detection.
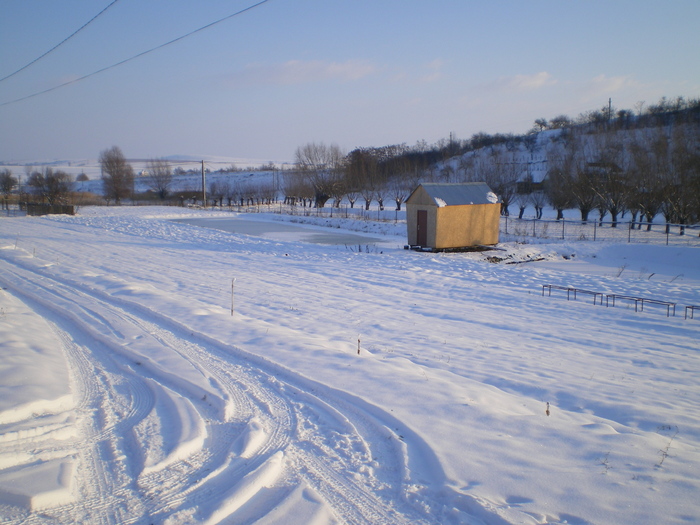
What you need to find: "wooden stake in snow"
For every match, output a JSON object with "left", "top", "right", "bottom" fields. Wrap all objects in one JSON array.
[
  {"left": 231, "top": 278, "right": 236, "bottom": 316},
  {"left": 357, "top": 336, "right": 361, "bottom": 355},
  {"left": 202, "top": 160, "right": 207, "bottom": 208}
]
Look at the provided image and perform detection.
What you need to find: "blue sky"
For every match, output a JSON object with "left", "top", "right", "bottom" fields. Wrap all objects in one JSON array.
[{"left": 1, "top": 0, "right": 698, "bottom": 164}]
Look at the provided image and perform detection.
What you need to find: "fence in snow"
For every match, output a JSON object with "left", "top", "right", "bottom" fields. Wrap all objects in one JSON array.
[
  {"left": 230, "top": 203, "right": 700, "bottom": 247},
  {"left": 502, "top": 217, "right": 700, "bottom": 247},
  {"left": 542, "top": 284, "right": 699, "bottom": 320}
]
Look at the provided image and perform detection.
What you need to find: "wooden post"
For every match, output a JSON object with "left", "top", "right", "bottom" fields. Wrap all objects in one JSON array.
[
  {"left": 231, "top": 278, "right": 236, "bottom": 315},
  {"left": 201, "top": 160, "right": 207, "bottom": 208},
  {"left": 561, "top": 219, "right": 565, "bottom": 240},
  {"left": 593, "top": 221, "right": 597, "bottom": 241}
]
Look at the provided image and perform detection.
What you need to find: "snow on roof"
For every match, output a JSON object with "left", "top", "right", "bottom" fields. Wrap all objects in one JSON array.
[{"left": 419, "top": 182, "right": 498, "bottom": 206}]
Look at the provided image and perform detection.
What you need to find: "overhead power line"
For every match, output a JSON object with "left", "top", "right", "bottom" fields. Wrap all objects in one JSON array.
[
  {"left": 0, "top": 0, "right": 122, "bottom": 84},
  {"left": 0, "top": 0, "right": 272, "bottom": 108}
]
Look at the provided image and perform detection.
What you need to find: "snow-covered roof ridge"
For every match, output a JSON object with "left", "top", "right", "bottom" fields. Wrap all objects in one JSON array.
[{"left": 419, "top": 182, "right": 498, "bottom": 206}]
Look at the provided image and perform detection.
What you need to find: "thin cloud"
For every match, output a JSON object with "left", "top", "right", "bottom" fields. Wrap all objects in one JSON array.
[
  {"left": 492, "top": 71, "right": 557, "bottom": 92},
  {"left": 420, "top": 59, "right": 445, "bottom": 83},
  {"left": 589, "top": 74, "right": 635, "bottom": 93},
  {"left": 226, "top": 59, "right": 376, "bottom": 86},
  {"left": 574, "top": 74, "right": 639, "bottom": 103}
]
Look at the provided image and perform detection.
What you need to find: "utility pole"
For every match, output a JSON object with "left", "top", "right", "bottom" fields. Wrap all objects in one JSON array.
[
  {"left": 201, "top": 160, "right": 206, "bottom": 208},
  {"left": 608, "top": 98, "right": 612, "bottom": 121}
]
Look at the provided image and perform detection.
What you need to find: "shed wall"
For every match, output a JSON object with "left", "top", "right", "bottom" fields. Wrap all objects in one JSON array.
[
  {"left": 434, "top": 203, "right": 500, "bottom": 248},
  {"left": 406, "top": 204, "right": 438, "bottom": 246}
]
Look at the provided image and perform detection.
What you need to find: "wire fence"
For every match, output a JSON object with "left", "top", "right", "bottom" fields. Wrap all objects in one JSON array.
[
  {"left": 4, "top": 199, "right": 698, "bottom": 248},
  {"left": 248, "top": 204, "right": 700, "bottom": 248},
  {"left": 234, "top": 202, "right": 406, "bottom": 223},
  {"left": 1, "top": 204, "right": 23, "bottom": 217},
  {"left": 501, "top": 217, "right": 700, "bottom": 246},
  {"left": 227, "top": 203, "right": 700, "bottom": 247}
]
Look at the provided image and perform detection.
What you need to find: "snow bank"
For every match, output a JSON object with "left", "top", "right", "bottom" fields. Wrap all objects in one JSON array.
[
  {"left": 0, "top": 459, "right": 76, "bottom": 511},
  {"left": 140, "top": 380, "right": 208, "bottom": 475},
  {"left": 203, "top": 451, "right": 285, "bottom": 525},
  {"left": 0, "top": 286, "right": 73, "bottom": 425}
]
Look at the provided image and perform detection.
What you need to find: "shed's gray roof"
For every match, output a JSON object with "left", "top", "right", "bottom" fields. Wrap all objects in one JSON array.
[{"left": 418, "top": 183, "right": 498, "bottom": 206}]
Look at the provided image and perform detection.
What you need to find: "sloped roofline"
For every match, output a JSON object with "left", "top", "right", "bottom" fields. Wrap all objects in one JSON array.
[{"left": 407, "top": 182, "right": 498, "bottom": 206}]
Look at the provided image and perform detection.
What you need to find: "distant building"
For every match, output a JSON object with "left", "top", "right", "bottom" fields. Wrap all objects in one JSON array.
[{"left": 405, "top": 182, "right": 500, "bottom": 250}]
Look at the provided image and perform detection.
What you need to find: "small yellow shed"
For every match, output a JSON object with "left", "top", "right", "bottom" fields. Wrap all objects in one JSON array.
[{"left": 405, "top": 182, "right": 500, "bottom": 250}]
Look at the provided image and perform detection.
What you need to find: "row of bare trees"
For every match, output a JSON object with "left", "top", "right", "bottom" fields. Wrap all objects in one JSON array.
[
  {"left": 208, "top": 179, "right": 277, "bottom": 207},
  {"left": 289, "top": 111, "right": 699, "bottom": 230},
  {"left": 98, "top": 147, "right": 177, "bottom": 204},
  {"left": 543, "top": 124, "right": 700, "bottom": 231},
  {"left": 287, "top": 140, "right": 529, "bottom": 215},
  {"left": 0, "top": 167, "right": 74, "bottom": 206},
  {"left": 288, "top": 142, "right": 419, "bottom": 211}
]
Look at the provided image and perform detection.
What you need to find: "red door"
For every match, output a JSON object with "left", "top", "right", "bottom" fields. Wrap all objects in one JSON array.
[{"left": 417, "top": 210, "right": 427, "bottom": 246}]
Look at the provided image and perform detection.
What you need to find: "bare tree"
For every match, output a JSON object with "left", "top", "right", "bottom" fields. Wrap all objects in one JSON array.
[
  {"left": 547, "top": 132, "right": 599, "bottom": 222},
  {"left": 477, "top": 149, "right": 520, "bottom": 216},
  {"left": 457, "top": 155, "right": 475, "bottom": 183},
  {"left": 531, "top": 118, "right": 549, "bottom": 133},
  {"left": 346, "top": 190, "right": 359, "bottom": 208},
  {"left": 257, "top": 181, "right": 277, "bottom": 205},
  {"left": 146, "top": 158, "right": 173, "bottom": 200},
  {"left": 100, "top": 146, "right": 134, "bottom": 205},
  {"left": 548, "top": 115, "right": 573, "bottom": 129},
  {"left": 374, "top": 184, "right": 387, "bottom": 211},
  {"left": 631, "top": 129, "right": 671, "bottom": 229},
  {"left": 26, "top": 167, "right": 73, "bottom": 205},
  {"left": 294, "top": 142, "right": 345, "bottom": 207},
  {"left": 587, "top": 133, "right": 630, "bottom": 227},
  {"left": 515, "top": 167, "right": 537, "bottom": 219},
  {"left": 283, "top": 171, "right": 314, "bottom": 207},
  {"left": 530, "top": 191, "right": 547, "bottom": 219},
  {"left": 515, "top": 192, "right": 531, "bottom": 219},
  {"left": 209, "top": 179, "right": 228, "bottom": 207},
  {"left": 662, "top": 124, "right": 700, "bottom": 234},
  {"left": 223, "top": 179, "right": 237, "bottom": 207},
  {"left": 440, "top": 164, "right": 455, "bottom": 182},
  {"left": 361, "top": 184, "right": 374, "bottom": 211},
  {"left": 545, "top": 144, "right": 576, "bottom": 220},
  {"left": 0, "top": 169, "right": 17, "bottom": 209},
  {"left": 346, "top": 148, "right": 379, "bottom": 210},
  {"left": 391, "top": 179, "right": 409, "bottom": 211}
]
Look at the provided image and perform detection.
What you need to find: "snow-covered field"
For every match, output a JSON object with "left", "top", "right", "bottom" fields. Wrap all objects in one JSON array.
[{"left": 0, "top": 206, "right": 699, "bottom": 525}]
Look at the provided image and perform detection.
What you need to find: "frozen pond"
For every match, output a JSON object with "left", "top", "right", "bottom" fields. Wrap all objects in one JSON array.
[{"left": 173, "top": 217, "right": 387, "bottom": 246}]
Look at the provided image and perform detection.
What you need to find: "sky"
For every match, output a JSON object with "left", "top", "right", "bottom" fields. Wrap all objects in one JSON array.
[{"left": 1, "top": 0, "right": 699, "bottom": 165}]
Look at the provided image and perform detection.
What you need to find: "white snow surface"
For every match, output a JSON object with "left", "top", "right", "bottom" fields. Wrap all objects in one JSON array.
[{"left": 0, "top": 206, "right": 699, "bottom": 525}]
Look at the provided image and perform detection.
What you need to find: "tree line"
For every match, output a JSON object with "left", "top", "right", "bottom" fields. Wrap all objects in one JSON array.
[
  {"left": 2, "top": 96, "right": 698, "bottom": 228},
  {"left": 287, "top": 97, "right": 700, "bottom": 231},
  {"left": 544, "top": 124, "right": 700, "bottom": 232}
]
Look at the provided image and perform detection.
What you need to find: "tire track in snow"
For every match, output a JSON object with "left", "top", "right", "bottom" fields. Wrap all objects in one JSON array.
[
  {"left": 0, "top": 259, "right": 297, "bottom": 523},
  {"left": 108, "top": 301, "right": 437, "bottom": 524},
  {"left": 0, "top": 253, "right": 444, "bottom": 524},
  {"left": 0, "top": 269, "right": 158, "bottom": 524}
]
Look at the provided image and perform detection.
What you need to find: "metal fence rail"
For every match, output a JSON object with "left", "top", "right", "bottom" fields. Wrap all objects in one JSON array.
[{"left": 542, "top": 284, "right": 692, "bottom": 319}]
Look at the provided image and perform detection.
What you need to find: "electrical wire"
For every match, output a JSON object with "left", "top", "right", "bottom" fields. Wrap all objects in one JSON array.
[
  {"left": 0, "top": 0, "right": 272, "bottom": 108},
  {"left": 0, "top": 0, "right": 122, "bottom": 84}
]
